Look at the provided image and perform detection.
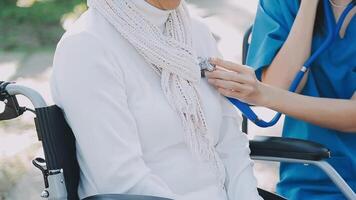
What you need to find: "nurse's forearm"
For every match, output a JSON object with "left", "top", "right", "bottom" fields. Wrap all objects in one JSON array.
[
  {"left": 205, "top": 61, "right": 355, "bottom": 132},
  {"left": 262, "top": 0, "right": 319, "bottom": 91},
  {"left": 263, "top": 85, "right": 356, "bottom": 133}
]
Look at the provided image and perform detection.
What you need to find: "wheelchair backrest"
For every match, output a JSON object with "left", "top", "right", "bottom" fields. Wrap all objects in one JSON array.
[{"left": 35, "top": 105, "right": 80, "bottom": 200}]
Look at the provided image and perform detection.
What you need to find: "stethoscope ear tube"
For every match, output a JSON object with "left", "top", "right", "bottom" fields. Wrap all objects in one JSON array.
[{"left": 226, "top": 0, "right": 355, "bottom": 128}]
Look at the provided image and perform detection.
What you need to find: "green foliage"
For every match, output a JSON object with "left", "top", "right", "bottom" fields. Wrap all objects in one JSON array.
[{"left": 0, "top": 0, "right": 87, "bottom": 51}]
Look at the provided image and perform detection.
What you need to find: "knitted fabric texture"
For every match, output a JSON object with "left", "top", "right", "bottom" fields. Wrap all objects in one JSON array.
[{"left": 87, "top": 0, "right": 226, "bottom": 186}]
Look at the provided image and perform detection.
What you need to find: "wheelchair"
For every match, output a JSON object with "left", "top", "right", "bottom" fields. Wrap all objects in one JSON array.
[{"left": 0, "top": 28, "right": 355, "bottom": 200}]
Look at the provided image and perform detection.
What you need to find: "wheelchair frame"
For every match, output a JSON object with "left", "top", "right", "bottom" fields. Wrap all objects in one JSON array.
[{"left": 1, "top": 84, "right": 67, "bottom": 199}]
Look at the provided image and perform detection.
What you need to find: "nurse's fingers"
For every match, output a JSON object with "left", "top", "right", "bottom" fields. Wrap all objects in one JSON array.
[
  {"left": 208, "top": 78, "right": 253, "bottom": 93},
  {"left": 206, "top": 69, "right": 255, "bottom": 85},
  {"left": 209, "top": 58, "right": 252, "bottom": 74},
  {"left": 217, "top": 88, "right": 246, "bottom": 101}
]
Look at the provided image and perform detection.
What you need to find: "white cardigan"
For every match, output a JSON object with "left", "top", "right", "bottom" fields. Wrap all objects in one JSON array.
[{"left": 51, "top": 2, "right": 262, "bottom": 200}]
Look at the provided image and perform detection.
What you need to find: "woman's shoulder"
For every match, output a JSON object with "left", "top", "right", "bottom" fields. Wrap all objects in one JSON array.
[
  {"left": 52, "top": 8, "right": 125, "bottom": 78},
  {"left": 190, "top": 17, "right": 220, "bottom": 57},
  {"left": 51, "top": 10, "right": 124, "bottom": 105},
  {"left": 190, "top": 16, "right": 214, "bottom": 41},
  {"left": 191, "top": 16, "right": 211, "bottom": 33},
  {"left": 57, "top": 8, "right": 130, "bottom": 54}
]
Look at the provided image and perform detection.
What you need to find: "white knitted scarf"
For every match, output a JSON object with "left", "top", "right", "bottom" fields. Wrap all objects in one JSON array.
[{"left": 87, "top": 0, "right": 225, "bottom": 186}]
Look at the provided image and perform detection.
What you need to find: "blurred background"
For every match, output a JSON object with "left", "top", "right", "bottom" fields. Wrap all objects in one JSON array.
[{"left": 0, "top": 0, "right": 284, "bottom": 199}]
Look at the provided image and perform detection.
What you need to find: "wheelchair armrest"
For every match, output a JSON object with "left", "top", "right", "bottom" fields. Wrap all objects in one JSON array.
[
  {"left": 258, "top": 188, "right": 286, "bottom": 200},
  {"left": 250, "top": 136, "right": 330, "bottom": 161},
  {"left": 84, "top": 194, "right": 173, "bottom": 200}
]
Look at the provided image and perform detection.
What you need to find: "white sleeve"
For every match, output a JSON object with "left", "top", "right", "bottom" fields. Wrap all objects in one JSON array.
[
  {"left": 51, "top": 32, "right": 177, "bottom": 199},
  {"left": 216, "top": 98, "right": 263, "bottom": 200}
]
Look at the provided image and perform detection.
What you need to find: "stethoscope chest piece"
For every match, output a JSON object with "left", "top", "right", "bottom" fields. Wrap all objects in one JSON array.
[{"left": 198, "top": 57, "right": 216, "bottom": 77}]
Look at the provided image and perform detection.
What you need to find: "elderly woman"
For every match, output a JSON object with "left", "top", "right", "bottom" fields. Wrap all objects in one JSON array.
[{"left": 51, "top": 0, "right": 261, "bottom": 199}]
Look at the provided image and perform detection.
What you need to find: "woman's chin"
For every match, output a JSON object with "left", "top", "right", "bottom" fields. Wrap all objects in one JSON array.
[
  {"left": 162, "top": 0, "right": 182, "bottom": 10},
  {"left": 146, "top": 0, "right": 182, "bottom": 10}
]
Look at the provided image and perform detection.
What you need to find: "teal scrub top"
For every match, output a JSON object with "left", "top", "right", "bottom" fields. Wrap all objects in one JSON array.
[{"left": 246, "top": 1, "right": 356, "bottom": 199}]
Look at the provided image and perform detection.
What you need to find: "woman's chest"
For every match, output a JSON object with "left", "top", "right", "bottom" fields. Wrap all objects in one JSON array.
[{"left": 116, "top": 52, "right": 224, "bottom": 152}]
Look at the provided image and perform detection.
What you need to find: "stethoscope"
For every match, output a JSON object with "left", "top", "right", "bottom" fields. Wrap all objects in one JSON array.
[{"left": 200, "top": 0, "right": 355, "bottom": 128}]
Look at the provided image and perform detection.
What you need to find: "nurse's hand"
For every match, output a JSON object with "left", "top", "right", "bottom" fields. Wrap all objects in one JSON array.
[{"left": 206, "top": 58, "right": 270, "bottom": 106}]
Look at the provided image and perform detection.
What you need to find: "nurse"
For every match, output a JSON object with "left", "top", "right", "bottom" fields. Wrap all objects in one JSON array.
[{"left": 206, "top": 0, "right": 356, "bottom": 199}]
